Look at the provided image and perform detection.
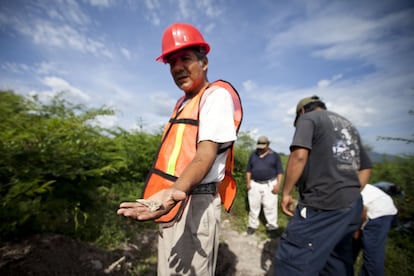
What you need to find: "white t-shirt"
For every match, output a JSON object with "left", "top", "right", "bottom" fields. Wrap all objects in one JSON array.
[
  {"left": 198, "top": 86, "right": 237, "bottom": 183},
  {"left": 361, "top": 184, "right": 398, "bottom": 220}
]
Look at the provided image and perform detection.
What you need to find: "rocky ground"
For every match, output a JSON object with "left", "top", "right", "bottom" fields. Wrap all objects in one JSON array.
[
  {"left": 217, "top": 219, "right": 279, "bottom": 276},
  {"left": 0, "top": 219, "right": 281, "bottom": 275}
]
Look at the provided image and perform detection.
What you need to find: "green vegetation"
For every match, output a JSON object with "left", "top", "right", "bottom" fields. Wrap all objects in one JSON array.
[
  {"left": 1, "top": 90, "right": 413, "bottom": 275},
  {"left": 0, "top": 91, "right": 160, "bottom": 244},
  {"left": 365, "top": 155, "right": 414, "bottom": 275}
]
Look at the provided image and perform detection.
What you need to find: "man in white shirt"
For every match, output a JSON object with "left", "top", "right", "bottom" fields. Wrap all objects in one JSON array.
[{"left": 353, "top": 183, "right": 398, "bottom": 276}]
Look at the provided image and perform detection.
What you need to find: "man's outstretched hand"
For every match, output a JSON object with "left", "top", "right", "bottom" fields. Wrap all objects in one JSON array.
[{"left": 117, "top": 188, "right": 187, "bottom": 221}]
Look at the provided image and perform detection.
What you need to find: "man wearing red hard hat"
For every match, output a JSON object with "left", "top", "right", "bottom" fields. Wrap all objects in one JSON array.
[{"left": 118, "top": 23, "right": 243, "bottom": 275}]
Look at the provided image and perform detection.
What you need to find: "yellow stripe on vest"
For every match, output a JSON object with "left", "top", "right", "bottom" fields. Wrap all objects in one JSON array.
[{"left": 167, "top": 123, "right": 186, "bottom": 175}]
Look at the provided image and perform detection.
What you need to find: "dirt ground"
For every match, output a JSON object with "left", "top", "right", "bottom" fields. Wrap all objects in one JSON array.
[
  {"left": 217, "top": 219, "right": 279, "bottom": 276},
  {"left": 0, "top": 219, "right": 280, "bottom": 276}
]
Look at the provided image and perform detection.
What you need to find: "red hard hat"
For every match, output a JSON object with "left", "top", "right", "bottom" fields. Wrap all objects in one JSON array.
[{"left": 156, "top": 23, "right": 210, "bottom": 63}]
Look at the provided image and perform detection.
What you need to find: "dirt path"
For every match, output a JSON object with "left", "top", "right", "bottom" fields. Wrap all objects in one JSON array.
[
  {"left": 0, "top": 219, "right": 280, "bottom": 275},
  {"left": 217, "top": 219, "right": 278, "bottom": 276}
]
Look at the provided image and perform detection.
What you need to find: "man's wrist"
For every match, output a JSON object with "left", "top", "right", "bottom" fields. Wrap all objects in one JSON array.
[
  {"left": 171, "top": 187, "right": 187, "bottom": 194},
  {"left": 282, "top": 191, "right": 291, "bottom": 197},
  {"left": 169, "top": 187, "right": 188, "bottom": 203}
]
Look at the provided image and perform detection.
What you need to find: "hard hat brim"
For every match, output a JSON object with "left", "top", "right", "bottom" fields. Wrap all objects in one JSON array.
[{"left": 156, "top": 43, "right": 210, "bottom": 63}]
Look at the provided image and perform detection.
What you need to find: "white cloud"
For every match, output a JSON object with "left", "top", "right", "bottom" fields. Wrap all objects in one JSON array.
[
  {"left": 149, "top": 91, "right": 177, "bottom": 117},
  {"left": 1, "top": 61, "right": 69, "bottom": 78},
  {"left": 240, "top": 66, "right": 414, "bottom": 155},
  {"left": 120, "top": 47, "right": 132, "bottom": 60},
  {"left": 1, "top": 0, "right": 412, "bottom": 156},
  {"left": 1, "top": 62, "right": 30, "bottom": 74},
  {"left": 0, "top": 2, "right": 113, "bottom": 58},
  {"left": 41, "top": 76, "right": 91, "bottom": 101},
  {"left": 177, "top": 0, "right": 191, "bottom": 19},
  {"left": 317, "top": 80, "right": 330, "bottom": 89},
  {"left": 196, "top": 0, "right": 223, "bottom": 18},
  {"left": 26, "top": 22, "right": 113, "bottom": 58},
  {"left": 242, "top": 80, "right": 256, "bottom": 91},
  {"left": 84, "top": 0, "right": 115, "bottom": 8},
  {"left": 146, "top": 13, "right": 161, "bottom": 26},
  {"left": 45, "top": 0, "right": 90, "bottom": 25},
  {"left": 144, "top": 0, "right": 161, "bottom": 25},
  {"left": 204, "top": 23, "right": 216, "bottom": 34},
  {"left": 91, "top": 114, "right": 119, "bottom": 128},
  {"left": 37, "top": 62, "right": 68, "bottom": 76},
  {"left": 145, "top": 0, "right": 160, "bottom": 10},
  {"left": 266, "top": 4, "right": 414, "bottom": 70},
  {"left": 267, "top": 14, "right": 378, "bottom": 58},
  {"left": 317, "top": 74, "right": 343, "bottom": 88},
  {"left": 163, "top": 0, "right": 224, "bottom": 21}
]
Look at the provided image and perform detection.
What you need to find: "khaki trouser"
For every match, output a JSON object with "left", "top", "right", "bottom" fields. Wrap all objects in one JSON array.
[
  {"left": 158, "top": 194, "right": 221, "bottom": 276},
  {"left": 248, "top": 179, "right": 279, "bottom": 230}
]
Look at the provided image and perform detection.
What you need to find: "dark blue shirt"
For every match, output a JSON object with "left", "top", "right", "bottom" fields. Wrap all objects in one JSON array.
[{"left": 246, "top": 149, "right": 284, "bottom": 181}]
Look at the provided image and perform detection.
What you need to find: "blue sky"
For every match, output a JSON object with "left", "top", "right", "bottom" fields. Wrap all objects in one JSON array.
[{"left": 1, "top": 0, "right": 413, "bottom": 155}]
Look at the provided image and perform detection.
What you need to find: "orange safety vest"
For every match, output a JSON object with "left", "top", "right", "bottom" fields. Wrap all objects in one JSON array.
[{"left": 142, "top": 80, "right": 243, "bottom": 223}]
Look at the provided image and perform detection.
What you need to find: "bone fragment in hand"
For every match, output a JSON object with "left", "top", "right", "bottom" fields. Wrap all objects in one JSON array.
[{"left": 136, "top": 199, "right": 162, "bottom": 212}]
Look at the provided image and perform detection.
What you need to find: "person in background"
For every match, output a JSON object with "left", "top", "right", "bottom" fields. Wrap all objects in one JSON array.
[
  {"left": 275, "top": 95, "right": 372, "bottom": 275},
  {"left": 353, "top": 183, "right": 398, "bottom": 276},
  {"left": 117, "top": 22, "right": 242, "bottom": 276},
  {"left": 246, "top": 136, "right": 283, "bottom": 236}
]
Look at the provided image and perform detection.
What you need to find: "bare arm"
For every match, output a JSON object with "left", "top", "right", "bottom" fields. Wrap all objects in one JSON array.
[
  {"left": 353, "top": 205, "right": 368, "bottom": 239},
  {"left": 358, "top": 168, "right": 372, "bottom": 191},
  {"left": 246, "top": 172, "right": 252, "bottom": 190},
  {"left": 117, "top": 140, "right": 218, "bottom": 221},
  {"left": 272, "top": 173, "right": 283, "bottom": 194},
  {"left": 281, "top": 147, "right": 309, "bottom": 216}
]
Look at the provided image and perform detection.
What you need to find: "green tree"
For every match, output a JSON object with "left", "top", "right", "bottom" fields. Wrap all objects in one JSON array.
[{"left": 0, "top": 91, "right": 123, "bottom": 239}]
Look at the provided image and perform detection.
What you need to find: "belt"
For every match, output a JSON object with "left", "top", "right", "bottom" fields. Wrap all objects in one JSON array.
[
  {"left": 253, "top": 178, "right": 276, "bottom": 184},
  {"left": 191, "top": 182, "right": 217, "bottom": 195}
]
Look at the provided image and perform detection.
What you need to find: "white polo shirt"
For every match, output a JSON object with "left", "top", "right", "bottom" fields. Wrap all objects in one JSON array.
[{"left": 361, "top": 184, "right": 398, "bottom": 220}]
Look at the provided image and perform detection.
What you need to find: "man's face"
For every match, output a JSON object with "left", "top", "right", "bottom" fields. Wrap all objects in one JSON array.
[
  {"left": 166, "top": 49, "right": 208, "bottom": 96},
  {"left": 257, "top": 146, "right": 267, "bottom": 154}
]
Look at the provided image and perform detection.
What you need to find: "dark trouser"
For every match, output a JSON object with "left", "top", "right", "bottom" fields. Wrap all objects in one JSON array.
[
  {"left": 275, "top": 197, "right": 363, "bottom": 276},
  {"left": 356, "top": 215, "right": 393, "bottom": 276}
]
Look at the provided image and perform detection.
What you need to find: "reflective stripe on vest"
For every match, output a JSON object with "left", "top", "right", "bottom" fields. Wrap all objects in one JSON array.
[
  {"left": 167, "top": 123, "right": 185, "bottom": 175},
  {"left": 142, "top": 80, "right": 243, "bottom": 223}
]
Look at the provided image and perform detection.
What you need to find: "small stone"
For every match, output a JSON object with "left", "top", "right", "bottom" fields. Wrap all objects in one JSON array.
[{"left": 136, "top": 199, "right": 162, "bottom": 212}]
